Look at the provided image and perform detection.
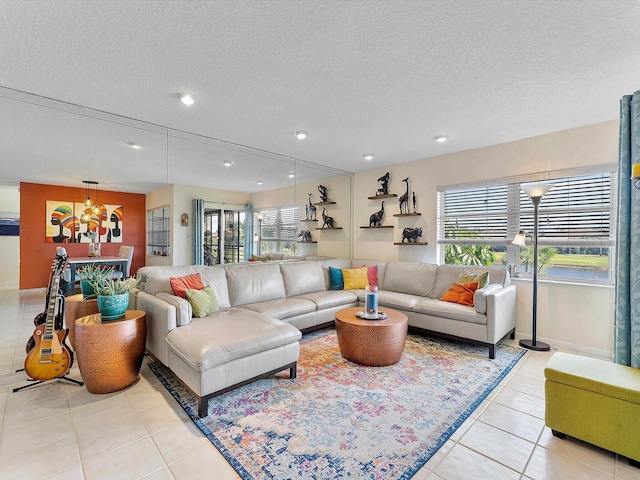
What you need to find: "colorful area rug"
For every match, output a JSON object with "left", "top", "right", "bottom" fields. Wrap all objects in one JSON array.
[{"left": 149, "top": 329, "right": 525, "bottom": 479}]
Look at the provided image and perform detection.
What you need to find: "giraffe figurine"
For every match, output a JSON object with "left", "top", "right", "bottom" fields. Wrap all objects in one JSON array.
[{"left": 399, "top": 178, "right": 410, "bottom": 214}]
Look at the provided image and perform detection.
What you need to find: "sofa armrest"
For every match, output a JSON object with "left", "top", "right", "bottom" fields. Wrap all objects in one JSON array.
[
  {"left": 485, "top": 285, "right": 517, "bottom": 344},
  {"left": 136, "top": 291, "right": 178, "bottom": 365},
  {"left": 474, "top": 284, "right": 502, "bottom": 314},
  {"left": 157, "top": 293, "right": 193, "bottom": 326}
]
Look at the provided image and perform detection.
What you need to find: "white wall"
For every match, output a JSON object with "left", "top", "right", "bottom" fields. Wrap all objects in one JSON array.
[
  {"left": 351, "top": 120, "right": 619, "bottom": 357},
  {"left": 0, "top": 186, "right": 20, "bottom": 288}
]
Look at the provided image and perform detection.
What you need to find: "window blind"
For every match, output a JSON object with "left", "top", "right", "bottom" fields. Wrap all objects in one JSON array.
[{"left": 438, "top": 172, "right": 614, "bottom": 247}]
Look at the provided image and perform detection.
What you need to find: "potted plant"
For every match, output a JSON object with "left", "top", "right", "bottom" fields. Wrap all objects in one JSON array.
[
  {"left": 91, "top": 277, "right": 139, "bottom": 321},
  {"left": 76, "top": 264, "right": 114, "bottom": 299}
]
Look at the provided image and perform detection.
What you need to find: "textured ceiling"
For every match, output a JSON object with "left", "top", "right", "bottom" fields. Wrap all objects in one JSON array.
[{"left": 0, "top": 0, "right": 639, "bottom": 193}]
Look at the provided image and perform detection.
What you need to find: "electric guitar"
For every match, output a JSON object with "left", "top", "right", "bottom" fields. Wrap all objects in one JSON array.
[
  {"left": 23, "top": 251, "right": 73, "bottom": 381},
  {"left": 25, "top": 258, "right": 65, "bottom": 353}
]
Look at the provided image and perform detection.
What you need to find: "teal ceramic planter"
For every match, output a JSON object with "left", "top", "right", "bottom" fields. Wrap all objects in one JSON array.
[
  {"left": 80, "top": 280, "right": 96, "bottom": 299},
  {"left": 97, "top": 293, "right": 129, "bottom": 321}
]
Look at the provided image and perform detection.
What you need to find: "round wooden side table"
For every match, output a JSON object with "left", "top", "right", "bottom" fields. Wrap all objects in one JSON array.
[
  {"left": 64, "top": 294, "right": 99, "bottom": 350},
  {"left": 75, "top": 310, "right": 147, "bottom": 394},
  {"left": 335, "top": 307, "right": 408, "bottom": 366}
]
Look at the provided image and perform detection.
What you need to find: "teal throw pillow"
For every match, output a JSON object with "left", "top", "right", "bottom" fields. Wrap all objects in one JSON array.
[
  {"left": 328, "top": 266, "right": 344, "bottom": 290},
  {"left": 185, "top": 286, "right": 219, "bottom": 318}
]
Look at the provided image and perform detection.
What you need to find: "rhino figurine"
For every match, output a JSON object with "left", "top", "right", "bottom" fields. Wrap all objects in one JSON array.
[{"left": 401, "top": 227, "right": 423, "bottom": 243}]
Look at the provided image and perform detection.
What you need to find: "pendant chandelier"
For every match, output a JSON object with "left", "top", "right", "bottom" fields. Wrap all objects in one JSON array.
[{"left": 81, "top": 180, "right": 99, "bottom": 222}]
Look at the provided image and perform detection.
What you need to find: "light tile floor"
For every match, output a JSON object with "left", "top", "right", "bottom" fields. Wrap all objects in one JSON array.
[{"left": 0, "top": 287, "right": 638, "bottom": 480}]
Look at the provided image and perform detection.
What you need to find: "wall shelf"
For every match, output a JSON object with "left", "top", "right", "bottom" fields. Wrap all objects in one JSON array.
[
  {"left": 360, "top": 225, "right": 393, "bottom": 229},
  {"left": 316, "top": 227, "right": 343, "bottom": 230},
  {"left": 394, "top": 242, "right": 427, "bottom": 246},
  {"left": 300, "top": 219, "right": 318, "bottom": 222},
  {"left": 297, "top": 241, "right": 318, "bottom": 244},
  {"left": 393, "top": 212, "right": 421, "bottom": 217},
  {"left": 314, "top": 201, "right": 336, "bottom": 206},
  {"left": 368, "top": 194, "right": 397, "bottom": 200}
]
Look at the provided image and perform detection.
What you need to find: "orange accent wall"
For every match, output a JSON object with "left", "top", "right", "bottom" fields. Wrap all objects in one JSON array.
[{"left": 20, "top": 182, "right": 146, "bottom": 289}]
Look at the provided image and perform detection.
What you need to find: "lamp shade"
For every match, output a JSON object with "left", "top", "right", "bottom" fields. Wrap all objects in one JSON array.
[
  {"left": 521, "top": 183, "right": 553, "bottom": 199},
  {"left": 512, "top": 231, "right": 527, "bottom": 246}
]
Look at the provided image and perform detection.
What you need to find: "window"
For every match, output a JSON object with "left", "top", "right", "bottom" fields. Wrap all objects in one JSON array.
[
  {"left": 437, "top": 171, "right": 615, "bottom": 283},
  {"left": 259, "top": 206, "right": 299, "bottom": 254},
  {"left": 147, "top": 206, "right": 170, "bottom": 257}
]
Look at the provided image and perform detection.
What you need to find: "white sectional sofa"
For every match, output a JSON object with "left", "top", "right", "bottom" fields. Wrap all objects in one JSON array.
[{"left": 135, "top": 259, "right": 516, "bottom": 416}]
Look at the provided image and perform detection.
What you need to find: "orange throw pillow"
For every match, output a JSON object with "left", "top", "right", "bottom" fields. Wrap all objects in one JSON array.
[
  {"left": 440, "top": 281, "right": 479, "bottom": 307},
  {"left": 170, "top": 273, "right": 205, "bottom": 298}
]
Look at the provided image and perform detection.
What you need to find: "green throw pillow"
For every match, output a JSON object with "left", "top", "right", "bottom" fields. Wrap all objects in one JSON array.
[
  {"left": 458, "top": 270, "right": 489, "bottom": 288},
  {"left": 185, "top": 286, "right": 219, "bottom": 318}
]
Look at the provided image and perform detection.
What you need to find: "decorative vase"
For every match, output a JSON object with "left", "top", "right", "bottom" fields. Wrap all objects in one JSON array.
[{"left": 97, "top": 293, "right": 129, "bottom": 321}]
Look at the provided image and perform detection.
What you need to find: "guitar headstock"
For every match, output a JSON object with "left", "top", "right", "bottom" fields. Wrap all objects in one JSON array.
[{"left": 52, "top": 248, "right": 68, "bottom": 277}]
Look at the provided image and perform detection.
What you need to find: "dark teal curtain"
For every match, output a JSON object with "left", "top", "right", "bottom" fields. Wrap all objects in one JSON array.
[
  {"left": 244, "top": 203, "right": 253, "bottom": 260},
  {"left": 614, "top": 90, "right": 640, "bottom": 367},
  {"left": 192, "top": 199, "right": 204, "bottom": 265}
]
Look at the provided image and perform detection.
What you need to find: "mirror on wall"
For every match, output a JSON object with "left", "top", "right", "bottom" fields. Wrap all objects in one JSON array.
[
  {"left": 166, "top": 129, "right": 352, "bottom": 265},
  {"left": 0, "top": 87, "right": 353, "bottom": 379}
]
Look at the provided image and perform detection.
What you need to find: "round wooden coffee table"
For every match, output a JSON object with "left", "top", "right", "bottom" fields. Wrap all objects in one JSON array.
[
  {"left": 335, "top": 307, "right": 408, "bottom": 366},
  {"left": 75, "top": 310, "right": 147, "bottom": 394}
]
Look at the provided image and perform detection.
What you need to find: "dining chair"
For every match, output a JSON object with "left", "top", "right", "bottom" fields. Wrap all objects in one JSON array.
[{"left": 111, "top": 246, "right": 134, "bottom": 280}]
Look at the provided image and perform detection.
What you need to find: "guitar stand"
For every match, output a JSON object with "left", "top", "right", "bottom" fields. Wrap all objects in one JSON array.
[{"left": 12, "top": 368, "right": 84, "bottom": 393}]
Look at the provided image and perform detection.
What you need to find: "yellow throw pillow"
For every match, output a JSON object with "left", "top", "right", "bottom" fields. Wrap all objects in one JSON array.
[
  {"left": 341, "top": 267, "right": 369, "bottom": 290},
  {"left": 457, "top": 270, "right": 489, "bottom": 288},
  {"left": 185, "top": 286, "right": 219, "bottom": 318}
]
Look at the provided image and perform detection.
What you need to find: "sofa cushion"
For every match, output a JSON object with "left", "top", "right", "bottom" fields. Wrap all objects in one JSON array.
[
  {"left": 240, "top": 298, "right": 316, "bottom": 320},
  {"left": 192, "top": 266, "right": 231, "bottom": 309},
  {"left": 328, "top": 267, "right": 344, "bottom": 290},
  {"left": 293, "top": 290, "right": 358, "bottom": 310},
  {"left": 352, "top": 259, "right": 388, "bottom": 287},
  {"left": 381, "top": 261, "right": 438, "bottom": 297},
  {"left": 170, "top": 273, "right": 205, "bottom": 298},
  {"left": 280, "top": 261, "right": 326, "bottom": 297},
  {"left": 434, "top": 265, "right": 509, "bottom": 299},
  {"left": 165, "top": 309, "right": 301, "bottom": 372},
  {"left": 413, "top": 298, "right": 487, "bottom": 325},
  {"left": 342, "top": 267, "right": 369, "bottom": 289},
  {"left": 440, "top": 281, "right": 479, "bottom": 307},
  {"left": 225, "top": 263, "right": 285, "bottom": 306},
  {"left": 320, "top": 258, "right": 353, "bottom": 289},
  {"left": 185, "top": 286, "right": 219, "bottom": 318},
  {"left": 458, "top": 270, "right": 489, "bottom": 288},
  {"left": 144, "top": 266, "right": 195, "bottom": 295},
  {"left": 374, "top": 290, "right": 425, "bottom": 310}
]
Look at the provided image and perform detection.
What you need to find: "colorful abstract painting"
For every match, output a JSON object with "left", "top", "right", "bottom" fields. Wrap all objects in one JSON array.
[{"left": 45, "top": 200, "right": 123, "bottom": 243}]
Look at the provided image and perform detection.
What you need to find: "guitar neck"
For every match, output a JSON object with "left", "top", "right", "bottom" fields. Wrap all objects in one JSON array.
[{"left": 43, "top": 276, "right": 60, "bottom": 337}]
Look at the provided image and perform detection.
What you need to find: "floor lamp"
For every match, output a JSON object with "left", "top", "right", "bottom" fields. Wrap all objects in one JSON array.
[{"left": 512, "top": 183, "right": 553, "bottom": 351}]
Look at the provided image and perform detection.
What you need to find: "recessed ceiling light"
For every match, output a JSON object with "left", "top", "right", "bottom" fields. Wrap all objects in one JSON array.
[
  {"left": 127, "top": 142, "right": 142, "bottom": 150},
  {"left": 179, "top": 93, "right": 196, "bottom": 106},
  {"left": 256, "top": 180, "right": 263, "bottom": 185},
  {"left": 363, "top": 153, "right": 375, "bottom": 161},
  {"left": 223, "top": 161, "right": 233, "bottom": 167},
  {"left": 288, "top": 174, "right": 295, "bottom": 179},
  {"left": 293, "top": 130, "right": 308, "bottom": 140},
  {"left": 434, "top": 136, "right": 448, "bottom": 143}
]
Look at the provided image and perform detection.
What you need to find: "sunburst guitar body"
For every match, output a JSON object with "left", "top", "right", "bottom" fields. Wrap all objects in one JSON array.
[
  {"left": 24, "top": 252, "right": 73, "bottom": 381},
  {"left": 24, "top": 327, "right": 71, "bottom": 380}
]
